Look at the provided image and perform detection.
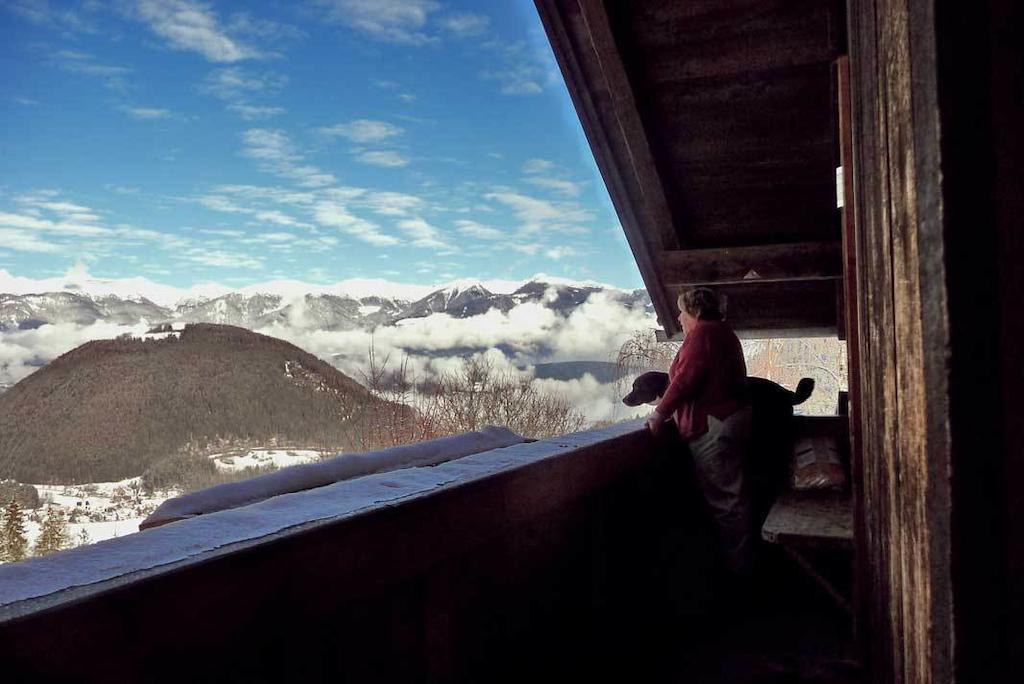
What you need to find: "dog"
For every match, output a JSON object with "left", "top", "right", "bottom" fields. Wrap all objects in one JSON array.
[
  {"left": 623, "top": 370, "right": 815, "bottom": 525},
  {"left": 622, "top": 370, "right": 815, "bottom": 408}
]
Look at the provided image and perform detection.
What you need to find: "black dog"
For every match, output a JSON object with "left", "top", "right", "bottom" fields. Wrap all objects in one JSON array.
[
  {"left": 622, "top": 370, "right": 814, "bottom": 408},
  {"left": 623, "top": 370, "right": 814, "bottom": 524}
]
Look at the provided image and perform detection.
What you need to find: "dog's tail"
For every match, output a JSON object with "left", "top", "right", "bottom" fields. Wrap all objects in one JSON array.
[{"left": 792, "top": 378, "right": 815, "bottom": 405}]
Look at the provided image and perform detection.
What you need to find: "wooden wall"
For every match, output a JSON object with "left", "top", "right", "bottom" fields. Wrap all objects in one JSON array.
[{"left": 848, "top": 0, "right": 1021, "bottom": 681}]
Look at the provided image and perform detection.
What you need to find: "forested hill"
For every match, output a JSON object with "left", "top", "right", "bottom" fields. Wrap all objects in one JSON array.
[{"left": 0, "top": 324, "right": 381, "bottom": 483}]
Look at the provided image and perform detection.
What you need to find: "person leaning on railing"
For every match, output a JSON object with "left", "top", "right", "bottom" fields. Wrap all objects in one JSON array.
[{"left": 646, "top": 287, "right": 753, "bottom": 576}]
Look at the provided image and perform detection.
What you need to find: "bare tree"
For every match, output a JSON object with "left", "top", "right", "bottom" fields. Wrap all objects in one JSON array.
[{"left": 356, "top": 345, "right": 586, "bottom": 448}]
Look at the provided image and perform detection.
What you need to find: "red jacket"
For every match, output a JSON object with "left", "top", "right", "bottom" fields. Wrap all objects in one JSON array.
[{"left": 656, "top": 319, "right": 748, "bottom": 440}]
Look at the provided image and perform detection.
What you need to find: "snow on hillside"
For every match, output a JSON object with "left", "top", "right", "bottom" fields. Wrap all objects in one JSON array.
[
  {"left": 211, "top": 448, "right": 325, "bottom": 472},
  {"left": 0, "top": 266, "right": 231, "bottom": 308},
  {"left": 0, "top": 267, "right": 630, "bottom": 308}
]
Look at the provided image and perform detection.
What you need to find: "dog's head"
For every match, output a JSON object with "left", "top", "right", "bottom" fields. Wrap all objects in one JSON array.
[{"left": 622, "top": 371, "right": 669, "bottom": 407}]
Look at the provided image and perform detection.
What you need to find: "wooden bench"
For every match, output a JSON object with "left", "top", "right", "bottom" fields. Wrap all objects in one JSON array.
[{"left": 761, "top": 489, "right": 854, "bottom": 613}]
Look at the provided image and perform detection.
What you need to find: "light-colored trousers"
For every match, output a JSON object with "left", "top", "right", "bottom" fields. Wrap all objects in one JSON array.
[{"left": 686, "top": 406, "right": 754, "bottom": 575}]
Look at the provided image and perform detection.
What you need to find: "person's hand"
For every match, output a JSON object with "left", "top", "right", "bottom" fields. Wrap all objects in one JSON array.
[{"left": 647, "top": 410, "right": 665, "bottom": 436}]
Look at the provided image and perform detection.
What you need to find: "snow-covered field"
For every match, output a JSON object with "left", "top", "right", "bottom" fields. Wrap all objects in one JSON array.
[
  {"left": 7, "top": 450, "right": 329, "bottom": 558},
  {"left": 210, "top": 448, "right": 325, "bottom": 472},
  {"left": 21, "top": 478, "right": 176, "bottom": 550}
]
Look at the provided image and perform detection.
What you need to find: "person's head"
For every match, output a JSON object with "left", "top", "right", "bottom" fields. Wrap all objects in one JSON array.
[{"left": 677, "top": 287, "right": 724, "bottom": 333}]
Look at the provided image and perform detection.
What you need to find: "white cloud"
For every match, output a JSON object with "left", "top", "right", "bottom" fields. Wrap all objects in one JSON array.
[
  {"left": 497, "top": 79, "right": 542, "bottom": 96},
  {"left": 196, "top": 195, "right": 308, "bottom": 229},
  {"left": 318, "top": 119, "right": 404, "bottom": 143},
  {"left": 480, "top": 39, "right": 558, "bottom": 97},
  {"left": 243, "top": 231, "right": 296, "bottom": 243},
  {"left": 355, "top": 190, "right": 425, "bottom": 216},
  {"left": 0, "top": 270, "right": 651, "bottom": 419},
  {"left": 14, "top": 193, "right": 97, "bottom": 219},
  {"left": 313, "top": 200, "right": 399, "bottom": 246},
  {"left": 521, "top": 158, "right": 581, "bottom": 196},
  {"left": 133, "top": 0, "right": 262, "bottom": 62},
  {"left": 0, "top": 321, "right": 156, "bottom": 385},
  {"left": 199, "top": 195, "right": 249, "bottom": 213},
  {"left": 314, "top": 0, "right": 441, "bottom": 45},
  {"left": 396, "top": 217, "right": 448, "bottom": 250},
  {"left": 510, "top": 243, "right": 541, "bottom": 256},
  {"left": 120, "top": 106, "right": 173, "bottom": 120},
  {"left": 227, "top": 104, "right": 285, "bottom": 120},
  {"left": 544, "top": 246, "right": 579, "bottom": 260},
  {"left": 199, "top": 228, "right": 246, "bottom": 238},
  {"left": 357, "top": 150, "right": 410, "bottom": 167},
  {"left": 525, "top": 176, "right": 582, "bottom": 197},
  {"left": 226, "top": 12, "right": 304, "bottom": 43},
  {"left": 214, "top": 185, "right": 317, "bottom": 206},
  {"left": 439, "top": 12, "right": 490, "bottom": 37},
  {"left": 372, "top": 80, "right": 417, "bottom": 102},
  {"left": 180, "top": 248, "right": 263, "bottom": 269},
  {"left": 201, "top": 67, "right": 288, "bottom": 101},
  {"left": 522, "top": 158, "right": 554, "bottom": 174},
  {"left": 241, "top": 128, "right": 336, "bottom": 187},
  {"left": 455, "top": 220, "right": 503, "bottom": 240},
  {"left": 254, "top": 210, "right": 314, "bottom": 230},
  {"left": 2, "top": 194, "right": 111, "bottom": 237},
  {"left": 6, "top": 0, "right": 97, "bottom": 34},
  {"left": 483, "top": 191, "right": 592, "bottom": 234},
  {"left": 107, "top": 185, "right": 140, "bottom": 195},
  {"left": 241, "top": 127, "right": 295, "bottom": 160},
  {"left": 52, "top": 50, "right": 131, "bottom": 90},
  {"left": 0, "top": 214, "right": 107, "bottom": 237},
  {"left": 0, "top": 228, "right": 60, "bottom": 253}
]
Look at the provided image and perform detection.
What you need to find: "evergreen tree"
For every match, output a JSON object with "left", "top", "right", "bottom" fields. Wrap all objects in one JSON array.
[
  {"left": 34, "top": 506, "right": 70, "bottom": 557},
  {"left": 76, "top": 527, "right": 91, "bottom": 548},
  {"left": 1, "top": 498, "right": 29, "bottom": 563}
]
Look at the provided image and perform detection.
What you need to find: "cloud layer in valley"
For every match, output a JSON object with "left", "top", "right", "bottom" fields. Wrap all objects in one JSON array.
[{"left": 0, "top": 273, "right": 654, "bottom": 425}]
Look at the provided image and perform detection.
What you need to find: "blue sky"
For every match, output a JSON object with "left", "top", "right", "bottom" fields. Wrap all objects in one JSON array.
[{"left": 0, "top": 0, "right": 644, "bottom": 290}]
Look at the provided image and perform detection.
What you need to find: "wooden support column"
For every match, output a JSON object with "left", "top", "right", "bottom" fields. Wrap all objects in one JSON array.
[
  {"left": 848, "top": 0, "right": 1021, "bottom": 681},
  {"left": 836, "top": 53, "right": 866, "bottom": 650}
]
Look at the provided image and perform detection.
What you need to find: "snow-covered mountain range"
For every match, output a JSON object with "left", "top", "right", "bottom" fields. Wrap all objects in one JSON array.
[{"left": 0, "top": 279, "right": 652, "bottom": 332}]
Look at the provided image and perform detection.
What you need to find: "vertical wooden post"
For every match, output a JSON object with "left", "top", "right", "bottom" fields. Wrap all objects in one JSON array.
[{"left": 835, "top": 54, "right": 865, "bottom": 650}]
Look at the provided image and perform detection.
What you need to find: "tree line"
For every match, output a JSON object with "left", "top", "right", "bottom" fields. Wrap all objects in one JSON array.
[{"left": 1, "top": 498, "right": 82, "bottom": 563}]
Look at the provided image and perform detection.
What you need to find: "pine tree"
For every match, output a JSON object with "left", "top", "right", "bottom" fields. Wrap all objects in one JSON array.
[
  {"left": 33, "top": 506, "right": 70, "bottom": 557},
  {"left": 76, "top": 527, "right": 91, "bottom": 548},
  {"left": 1, "top": 498, "right": 29, "bottom": 563}
]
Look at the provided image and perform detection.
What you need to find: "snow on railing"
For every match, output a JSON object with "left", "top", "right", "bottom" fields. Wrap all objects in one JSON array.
[
  {"left": 142, "top": 426, "right": 528, "bottom": 529},
  {"left": 0, "top": 421, "right": 645, "bottom": 615}
]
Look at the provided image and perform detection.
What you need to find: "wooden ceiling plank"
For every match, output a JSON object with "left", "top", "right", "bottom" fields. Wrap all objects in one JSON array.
[
  {"left": 633, "top": 6, "right": 840, "bottom": 86},
  {"left": 657, "top": 241, "right": 842, "bottom": 286}
]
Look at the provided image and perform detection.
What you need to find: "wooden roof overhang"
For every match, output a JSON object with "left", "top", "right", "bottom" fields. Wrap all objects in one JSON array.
[{"left": 536, "top": 0, "right": 848, "bottom": 338}]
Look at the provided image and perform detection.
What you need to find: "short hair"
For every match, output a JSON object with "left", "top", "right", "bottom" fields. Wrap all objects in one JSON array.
[{"left": 678, "top": 287, "right": 724, "bottom": 321}]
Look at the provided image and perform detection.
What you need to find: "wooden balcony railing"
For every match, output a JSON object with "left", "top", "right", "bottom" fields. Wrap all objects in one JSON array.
[{"left": 1, "top": 421, "right": 721, "bottom": 682}]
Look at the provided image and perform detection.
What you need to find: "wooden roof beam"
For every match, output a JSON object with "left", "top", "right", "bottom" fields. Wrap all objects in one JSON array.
[
  {"left": 657, "top": 241, "right": 842, "bottom": 287},
  {"left": 535, "top": 0, "right": 684, "bottom": 337}
]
